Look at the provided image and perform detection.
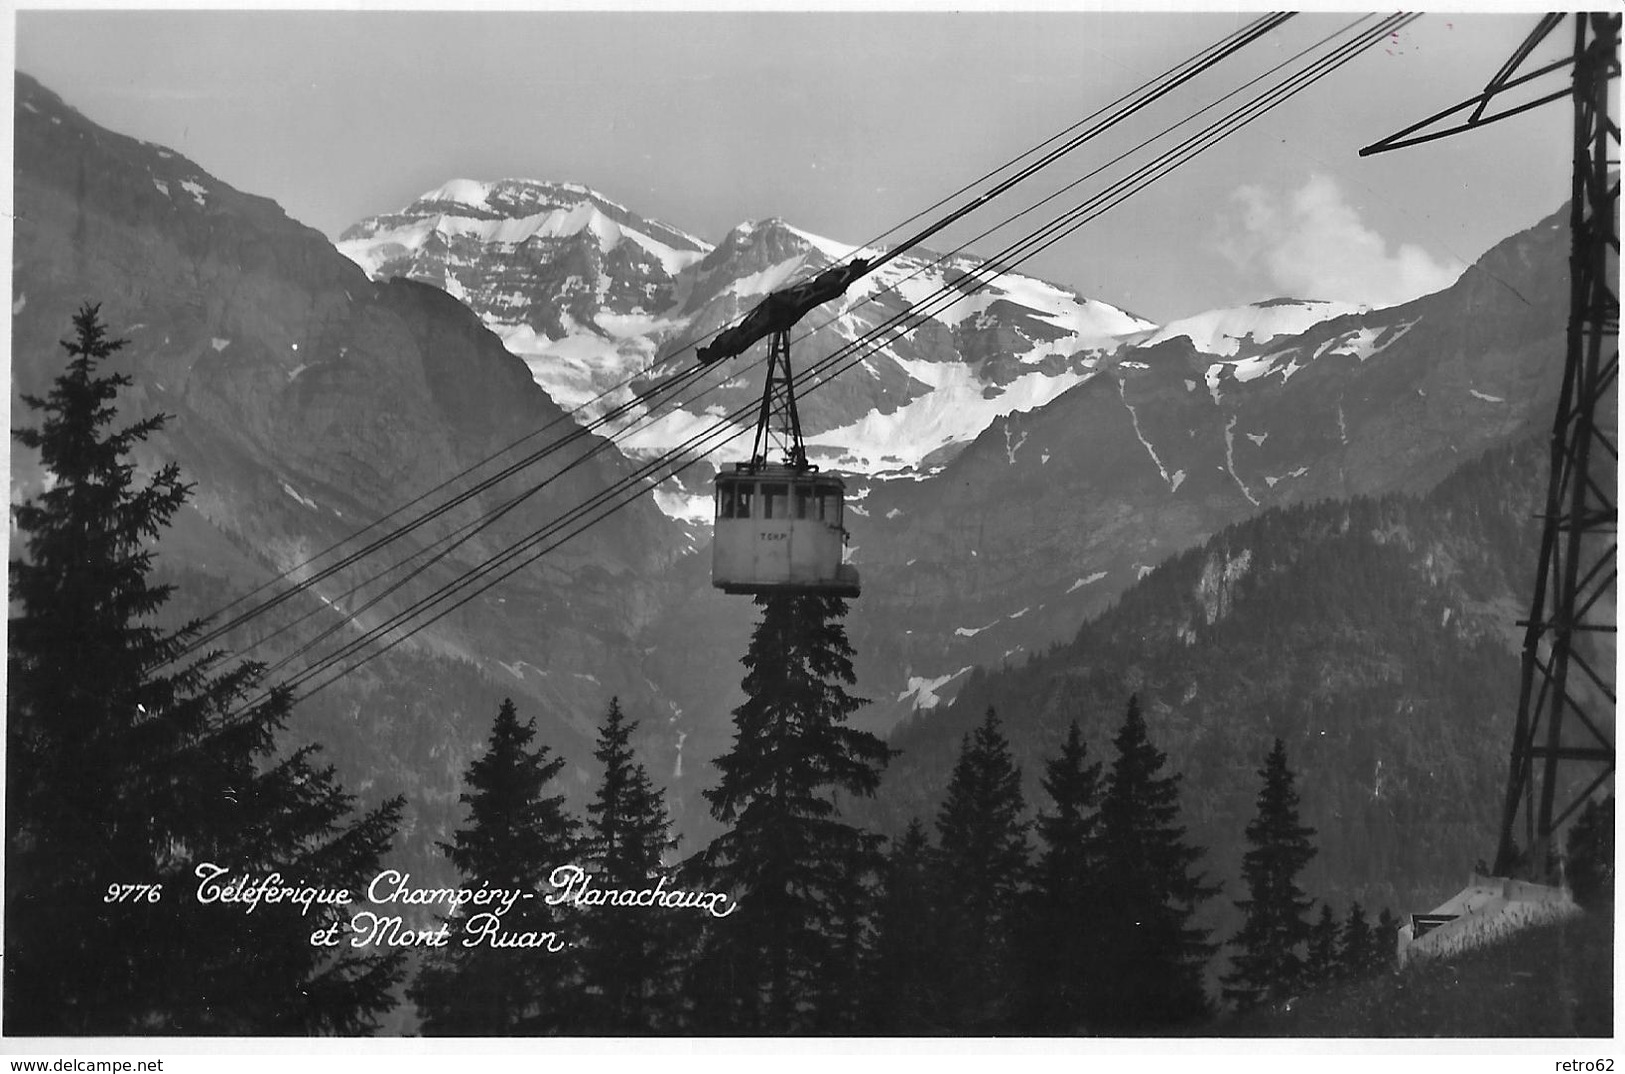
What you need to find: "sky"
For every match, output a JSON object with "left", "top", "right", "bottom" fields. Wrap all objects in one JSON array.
[{"left": 13, "top": 7, "right": 1578, "bottom": 324}]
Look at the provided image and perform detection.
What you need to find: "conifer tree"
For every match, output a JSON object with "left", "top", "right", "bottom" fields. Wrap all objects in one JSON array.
[
  {"left": 1304, "top": 903, "right": 1341, "bottom": 988},
  {"left": 868, "top": 819, "right": 941, "bottom": 1033},
  {"left": 576, "top": 696, "right": 680, "bottom": 1034},
  {"left": 6, "top": 304, "right": 404, "bottom": 1035},
  {"left": 410, "top": 698, "right": 580, "bottom": 1034},
  {"left": 932, "top": 707, "right": 1030, "bottom": 1032},
  {"left": 1221, "top": 739, "right": 1317, "bottom": 1011},
  {"left": 1019, "top": 720, "right": 1102, "bottom": 1032},
  {"left": 690, "top": 593, "right": 890, "bottom": 1034},
  {"left": 1090, "top": 695, "right": 1216, "bottom": 1030},
  {"left": 1338, "top": 901, "right": 1377, "bottom": 981}
]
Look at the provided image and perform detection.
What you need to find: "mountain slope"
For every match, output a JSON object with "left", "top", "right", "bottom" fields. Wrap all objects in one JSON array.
[
  {"left": 11, "top": 71, "right": 696, "bottom": 879},
  {"left": 840, "top": 205, "right": 1569, "bottom": 728},
  {"left": 860, "top": 437, "right": 1553, "bottom": 924}
]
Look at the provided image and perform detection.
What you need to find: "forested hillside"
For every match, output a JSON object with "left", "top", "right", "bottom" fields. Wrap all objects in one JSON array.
[{"left": 864, "top": 437, "right": 1548, "bottom": 921}]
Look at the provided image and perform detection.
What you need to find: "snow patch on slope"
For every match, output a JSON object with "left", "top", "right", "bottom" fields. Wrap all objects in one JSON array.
[
  {"left": 805, "top": 358, "right": 1096, "bottom": 471},
  {"left": 1316, "top": 318, "right": 1419, "bottom": 362},
  {"left": 1145, "top": 298, "right": 1367, "bottom": 357},
  {"left": 1067, "top": 571, "right": 1108, "bottom": 593},
  {"left": 280, "top": 482, "right": 318, "bottom": 510},
  {"left": 1222, "top": 415, "right": 1260, "bottom": 507},
  {"left": 897, "top": 667, "right": 973, "bottom": 709},
  {"left": 1004, "top": 423, "right": 1029, "bottom": 465},
  {"left": 1117, "top": 377, "right": 1173, "bottom": 489}
]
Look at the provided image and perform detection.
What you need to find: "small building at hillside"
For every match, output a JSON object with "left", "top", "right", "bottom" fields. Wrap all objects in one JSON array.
[{"left": 1397, "top": 873, "right": 1580, "bottom": 967}]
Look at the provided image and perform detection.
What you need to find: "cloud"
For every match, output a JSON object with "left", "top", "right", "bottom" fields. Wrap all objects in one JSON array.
[{"left": 1218, "top": 174, "right": 1462, "bottom": 309}]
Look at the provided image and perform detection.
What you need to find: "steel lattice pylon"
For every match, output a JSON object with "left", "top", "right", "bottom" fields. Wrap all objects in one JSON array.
[
  {"left": 1363, "top": 13, "right": 1618, "bottom": 881},
  {"left": 1493, "top": 14, "right": 1619, "bottom": 878}
]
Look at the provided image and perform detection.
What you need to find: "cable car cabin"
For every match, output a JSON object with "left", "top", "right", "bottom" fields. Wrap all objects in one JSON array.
[{"left": 712, "top": 466, "right": 860, "bottom": 597}]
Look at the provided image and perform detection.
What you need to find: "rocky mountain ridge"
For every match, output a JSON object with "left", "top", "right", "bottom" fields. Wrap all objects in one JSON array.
[{"left": 337, "top": 179, "right": 1157, "bottom": 511}]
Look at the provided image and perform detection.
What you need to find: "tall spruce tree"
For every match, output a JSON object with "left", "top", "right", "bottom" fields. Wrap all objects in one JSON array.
[
  {"left": 1221, "top": 739, "right": 1318, "bottom": 1011},
  {"left": 690, "top": 593, "right": 890, "bottom": 1034},
  {"left": 6, "top": 304, "right": 404, "bottom": 1035},
  {"left": 410, "top": 698, "right": 580, "bottom": 1034},
  {"left": 1019, "top": 720, "right": 1103, "bottom": 1032},
  {"left": 868, "top": 819, "right": 941, "bottom": 1033},
  {"left": 932, "top": 707, "right": 1030, "bottom": 1032},
  {"left": 576, "top": 696, "right": 680, "bottom": 1034},
  {"left": 1091, "top": 695, "right": 1216, "bottom": 1030}
]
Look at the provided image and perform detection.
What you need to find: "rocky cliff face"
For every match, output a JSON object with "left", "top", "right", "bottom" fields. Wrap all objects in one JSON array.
[{"left": 339, "top": 179, "right": 710, "bottom": 408}]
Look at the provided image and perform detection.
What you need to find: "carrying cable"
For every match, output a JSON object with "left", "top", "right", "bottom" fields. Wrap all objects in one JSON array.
[
  {"left": 169, "top": 346, "right": 711, "bottom": 662},
  {"left": 259, "top": 346, "right": 771, "bottom": 675},
  {"left": 840, "top": 13, "right": 1289, "bottom": 263},
  {"left": 862, "top": 13, "right": 1404, "bottom": 329},
  {"left": 866, "top": 11, "right": 1294, "bottom": 271},
  {"left": 824, "top": 14, "right": 1419, "bottom": 400}
]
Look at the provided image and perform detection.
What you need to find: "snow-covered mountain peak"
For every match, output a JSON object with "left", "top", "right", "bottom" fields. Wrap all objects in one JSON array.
[
  {"left": 337, "top": 180, "right": 1161, "bottom": 514},
  {"left": 406, "top": 177, "right": 652, "bottom": 222},
  {"left": 710, "top": 217, "right": 824, "bottom": 262},
  {"left": 339, "top": 177, "right": 712, "bottom": 272}
]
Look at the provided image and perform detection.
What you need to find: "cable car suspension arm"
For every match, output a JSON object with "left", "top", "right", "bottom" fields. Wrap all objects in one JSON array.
[{"left": 749, "top": 329, "right": 809, "bottom": 471}]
